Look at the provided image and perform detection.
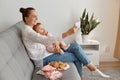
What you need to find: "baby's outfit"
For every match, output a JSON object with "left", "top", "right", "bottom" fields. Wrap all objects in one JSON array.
[
  {"left": 45, "top": 33, "right": 69, "bottom": 54},
  {"left": 37, "top": 65, "right": 63, "bottom": 80}
]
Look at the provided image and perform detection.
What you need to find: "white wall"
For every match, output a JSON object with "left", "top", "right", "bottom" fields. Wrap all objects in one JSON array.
[{"left": 0, "top": 0, "right": 119, "bottom": 61}]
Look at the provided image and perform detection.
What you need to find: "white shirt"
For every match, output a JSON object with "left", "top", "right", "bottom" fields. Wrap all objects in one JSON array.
[{"left": 18, "top": 21, "right": 62, "bottom": 67}]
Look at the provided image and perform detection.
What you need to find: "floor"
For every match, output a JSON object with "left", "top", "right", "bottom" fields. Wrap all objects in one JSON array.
[
  {"left": 99, "top": 61, "right": 120, "bottom": 70},
  {"left": 83, "top": 61, "right": 120, "bottom": 80}
]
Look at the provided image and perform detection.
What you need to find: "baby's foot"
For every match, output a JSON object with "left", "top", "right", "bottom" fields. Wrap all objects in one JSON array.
[{"left": 60, "top": 49, "right": 64, "bottom": 55}]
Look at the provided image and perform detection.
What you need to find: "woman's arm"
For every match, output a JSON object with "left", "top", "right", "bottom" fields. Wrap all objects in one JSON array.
[
  {"left": 62, "top": 26, "right": 78, "bottom": 39},
  {"left": 23, "top": 27, "right": 58, "bottom": 45}
]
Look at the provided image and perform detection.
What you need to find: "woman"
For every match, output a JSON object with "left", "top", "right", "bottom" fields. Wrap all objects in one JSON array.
[{"left": 19, "top": 7, "right": 109, "bottom": 80}]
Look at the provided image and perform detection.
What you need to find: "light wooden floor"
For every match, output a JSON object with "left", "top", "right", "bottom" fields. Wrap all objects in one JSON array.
[{"left": 99, "top": 61, "right": 120, "bottom": 70}]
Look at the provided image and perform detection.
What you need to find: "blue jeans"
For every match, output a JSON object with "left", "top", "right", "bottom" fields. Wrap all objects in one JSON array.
[{"left": 43, "top": 42, "right": 90, "bottom": 76}]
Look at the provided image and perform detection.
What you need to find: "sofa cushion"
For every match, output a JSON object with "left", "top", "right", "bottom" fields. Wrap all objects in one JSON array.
[
  {"left": 0, "top": 26, "right": 34, "bottom": 80},
  {"left": 32, "top": 63, "right": 80, "bottom": 80}
]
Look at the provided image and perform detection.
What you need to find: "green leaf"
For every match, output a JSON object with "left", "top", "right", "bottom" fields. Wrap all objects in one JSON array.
[
  {"left": 90, "top": 13, "right": 94, "bottom": 22},
  {"left": 82, "top": 8, "right": 86, "bottom": 19}
]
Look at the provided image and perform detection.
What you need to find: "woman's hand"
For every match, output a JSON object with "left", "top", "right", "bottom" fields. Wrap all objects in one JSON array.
[{"left": 62, "top": 26, "right": 78, "bottom": 39}]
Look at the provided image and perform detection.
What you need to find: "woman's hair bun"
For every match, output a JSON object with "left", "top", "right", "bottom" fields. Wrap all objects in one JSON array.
[{"left": 20, "top": 8, "right": 25, "bottom": 13}]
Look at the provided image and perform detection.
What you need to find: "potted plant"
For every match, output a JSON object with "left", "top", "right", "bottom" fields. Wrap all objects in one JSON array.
[{"left": 80, "top": 8, "right": 101, "bottom": 43}]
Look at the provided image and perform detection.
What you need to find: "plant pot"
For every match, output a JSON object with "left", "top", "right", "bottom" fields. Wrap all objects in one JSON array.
[{"left": 82, "top": 35, "right": 89, "bottom": 43}]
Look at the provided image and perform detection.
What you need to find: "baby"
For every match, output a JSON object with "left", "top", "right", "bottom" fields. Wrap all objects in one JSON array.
[{"left": 33, "top": 23, "right": 68, "bottom": 54}]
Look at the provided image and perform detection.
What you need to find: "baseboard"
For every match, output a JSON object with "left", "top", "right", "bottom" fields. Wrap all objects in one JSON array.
[{"left": 100, "top": 57, "right": 119, "bottom": 62}]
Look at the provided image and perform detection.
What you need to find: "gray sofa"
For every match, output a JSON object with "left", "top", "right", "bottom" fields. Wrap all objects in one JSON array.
[{"left": 0, "top": 22, "right": 80, "bottom": 80}]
